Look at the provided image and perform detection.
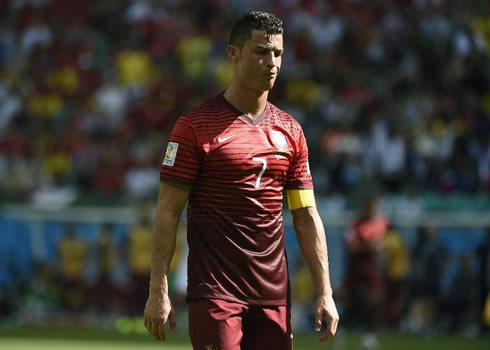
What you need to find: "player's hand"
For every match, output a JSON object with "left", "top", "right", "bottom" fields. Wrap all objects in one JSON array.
[
  {"left": 314, "top": 294, "right": 339, "bottom": 342},
  {"left": 143, "top": 291, "right": 176, "bottom": 341}
]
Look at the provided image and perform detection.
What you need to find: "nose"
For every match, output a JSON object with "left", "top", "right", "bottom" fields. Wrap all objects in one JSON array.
[{"left": 265, "top": 52, "right": 278, "bottom": 69}]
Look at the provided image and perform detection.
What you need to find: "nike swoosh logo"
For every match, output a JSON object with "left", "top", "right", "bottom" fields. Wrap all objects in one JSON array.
[{"left": 217, "top": 135, "right": 233, "bottom": 143}]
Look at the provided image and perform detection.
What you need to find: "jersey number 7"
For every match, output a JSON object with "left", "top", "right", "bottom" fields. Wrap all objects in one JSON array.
[{"left": 252, "top": 157, "right": 267, "bottom": 188}]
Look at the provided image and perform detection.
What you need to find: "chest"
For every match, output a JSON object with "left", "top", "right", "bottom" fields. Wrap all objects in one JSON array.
[{"left": 199, "top": 122, "right": 294, "bottom": 189}]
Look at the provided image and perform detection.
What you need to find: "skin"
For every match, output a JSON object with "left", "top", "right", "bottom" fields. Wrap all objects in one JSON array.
[
  {"left": 143, "top": 183, "right": 189, "bottom": 341},
  {"left": 292, "top": 207, "right": 339, "bottom": 341},
  {"left": 224, "top": 29, "right": 283, "bottom": 119},
  {"left": 144, "top": 28, "right": 339, "bottom": 343}
]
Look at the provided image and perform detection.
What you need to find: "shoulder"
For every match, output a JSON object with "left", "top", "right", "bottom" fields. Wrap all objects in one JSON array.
[
  {"left": 180, "top": 94, "right": 224, "bottom": 122},
  {"left": 268, "top": 102, "right": 304, "bottom": 137},
  {"left": 176, "top": 94, "right": 229, "bottom": 136}
]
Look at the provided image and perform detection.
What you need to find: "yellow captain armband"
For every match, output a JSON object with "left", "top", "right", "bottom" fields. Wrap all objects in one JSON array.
[{"left": 287, "top": 189, "right": 316, "bottom": 211}]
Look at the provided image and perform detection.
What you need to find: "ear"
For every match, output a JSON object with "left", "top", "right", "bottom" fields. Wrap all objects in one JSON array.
[{"left": 227, "top": 45, "right": 240, "bottom": 63}]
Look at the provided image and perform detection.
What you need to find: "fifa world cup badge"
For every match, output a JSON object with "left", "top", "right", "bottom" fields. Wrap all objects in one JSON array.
[{"left": 163, "top": 142, "right": 179, "bottom": 166}]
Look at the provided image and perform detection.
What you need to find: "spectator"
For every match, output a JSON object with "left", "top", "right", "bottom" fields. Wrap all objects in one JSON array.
[
  {"left": 440, "top": 255, "right": 479, "bottom": 332},
  {"left": 57, "top": 223, "right": 88, "bottom": 317},
  {"left": 343, "top": 197, "right": 388, "bottom": 349},
  {"left": 0, "top": 1, "right": 488, "bottom": 203},
  {"left": 87, "top": 223, "right": 121, "bottom": 320},
  {"left": 125, "top": 209, "right": 152, "bottom": 317},
  {"left": 383, "top": 224, "right": 410, "bottom": 328},
  {"left": 21, "top": 262, "right": 59, "bottom": 325},
  {"left": 407, "top": 226, "right": 447, "bottom": 334}
]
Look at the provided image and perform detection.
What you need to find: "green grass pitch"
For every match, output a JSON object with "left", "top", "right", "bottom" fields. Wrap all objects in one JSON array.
[{"left": 0, "top": 326, "right": 488, "bottom": 350}]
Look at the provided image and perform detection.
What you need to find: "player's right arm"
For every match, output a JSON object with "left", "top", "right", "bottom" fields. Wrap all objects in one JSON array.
[
  {"left": 145, "top": 112, "right": 199, "bottom": 340},
  {"left": 144, "top": 182, "right": 190, "bottom": 341}
]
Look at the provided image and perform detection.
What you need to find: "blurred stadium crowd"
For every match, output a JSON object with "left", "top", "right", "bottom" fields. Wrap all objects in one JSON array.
[
  {"left": 0, "top": 0, "right": 489, "bottom": 206},
  {"left": 0, "top": 210, "right": 172, "bottom": 331},
  {"left": 0, "top": 0, "right": 490, "bottom": 343},
  {"left": 0, "top": 202, "right": 488, "bottom": 340}
]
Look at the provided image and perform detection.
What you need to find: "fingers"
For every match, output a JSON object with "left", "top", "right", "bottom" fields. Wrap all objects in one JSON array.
[
  {"left": 148, "top": 318, "right": 165, "bottom": 341},
  {"left": 143, "top": 294, "right": 176, "bottom": 341},
  {"left": 318, "top": 316, "right": 338, "bottom": 342},
  {"left": 168, "top": 308, "right": 177, "bottom": 331},
  {"left": 314, "top": 310, "right": 322, "bottom": 332},
  {"left": 315, "top": 309, "right": 330, "bottom": 342},
  {"left": 315, "top": 310, "right": 340, "bottom": 342},
  {"left": 318, "top": 332, "right": 330, "bottom": 342},
  {"left": 330, "top": 316, "right": 339, "bottom": 336},
  {"left": 157, "top": 319, "right": 166, "bottom": 341},
  {"left": 144, "top": 314, "right": 167, "bottom": 341}
]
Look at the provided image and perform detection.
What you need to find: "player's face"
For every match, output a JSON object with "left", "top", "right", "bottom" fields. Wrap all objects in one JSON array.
[{"left": 231, "top": 30, "right": 283, "bottom": 92}]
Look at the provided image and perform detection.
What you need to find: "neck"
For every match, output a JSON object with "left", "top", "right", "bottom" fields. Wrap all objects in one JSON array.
[{"left": 224, "top": 83, "right": 269, "bottom": 120}]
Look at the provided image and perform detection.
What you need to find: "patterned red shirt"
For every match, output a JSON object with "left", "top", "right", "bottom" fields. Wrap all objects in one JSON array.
[{"left": 160, "top": 93, "right": 312, "bottom": 305}]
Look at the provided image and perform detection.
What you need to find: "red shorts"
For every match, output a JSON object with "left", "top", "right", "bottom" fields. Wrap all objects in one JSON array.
[{"left": 188, "top": 298, "right": 293, "bottom": 350}]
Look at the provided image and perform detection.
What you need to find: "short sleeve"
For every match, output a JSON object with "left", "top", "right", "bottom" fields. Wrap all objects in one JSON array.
[
  {"left": 160, "top": 115, "right": 200, "bottom": 187},
  {"left": 285, "top": 126, "right": 313, "bottom": 189}
]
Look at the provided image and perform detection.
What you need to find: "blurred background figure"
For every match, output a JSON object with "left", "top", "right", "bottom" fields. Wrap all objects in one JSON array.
[
  {"left": 406, "top": 226, "right": 447, "bottom": 334},
  {"left": 125, "top": 207, "right": 152, "bottom": 318},
  {"left": 291, "top": 256, "right": 316, "bottom": 333},
  {"left": 57, "top": 223, "right": 88, "bottom": 322},
  {"left": 20, "top": 262, "right": 59, "bottom": 326},
  {"left": 343, "top": 197, "right": 388, "bottom": 349},
  {"left": 382, "top": 224, "right": 410, "bottom": 329},
  {"left": 86, "top": 222, "right": 121, "bottom": 326},
  {"left": 439, "top": 255, "right": 478, "bottom": 334}
]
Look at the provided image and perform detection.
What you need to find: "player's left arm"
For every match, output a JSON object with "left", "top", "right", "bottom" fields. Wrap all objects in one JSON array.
[{"left": 290, "top": 191, "right": 339, "bottom": 341}]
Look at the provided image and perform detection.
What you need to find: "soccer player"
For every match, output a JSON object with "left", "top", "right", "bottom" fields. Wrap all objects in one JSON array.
[
  {"left": 143, "top": 11, "right": 339, "bottom": 349},
  {"left": 344, "top": 197, "right": 387, "bottom": 349}
]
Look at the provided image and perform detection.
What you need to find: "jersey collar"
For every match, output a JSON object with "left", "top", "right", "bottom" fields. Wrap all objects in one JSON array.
[{"left": 220, "top": 92, "right": 270, "bottom": 126}]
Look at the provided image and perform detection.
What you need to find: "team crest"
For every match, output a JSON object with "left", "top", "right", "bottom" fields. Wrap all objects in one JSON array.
[
  {"left": 271, "top": 130, "right": 289, "bottom": 152},
  {"left": 204, "top": 345, "right": 217, "bottom": 350},
  {"left": 162, "top": 142, "right": 178, "bottom": 166}
]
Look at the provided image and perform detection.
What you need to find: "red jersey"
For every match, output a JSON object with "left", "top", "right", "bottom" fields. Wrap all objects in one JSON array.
[
  {"left": 160, "top": 93, "right": 313, "bottom": 305},
  {"left": 346, "top": 216, "right": 388, "bottom": 290},
  {"left": 348, "top": 216, "right": 388, "bottom": 245}
]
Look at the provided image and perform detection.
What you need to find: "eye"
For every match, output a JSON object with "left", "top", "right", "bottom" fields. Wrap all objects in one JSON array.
[{"left": 274, "top": 51, "right": 283, "bottom": 57}]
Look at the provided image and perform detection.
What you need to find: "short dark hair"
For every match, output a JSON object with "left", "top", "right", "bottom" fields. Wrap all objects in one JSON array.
[{"left": 229, "top": 11, "right": 283, "bottom": 49}]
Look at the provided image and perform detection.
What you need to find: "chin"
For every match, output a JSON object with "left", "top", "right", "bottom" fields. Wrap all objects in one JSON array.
[
  {"left": 261, "top": 81, "right": 276, "bottom": 91},
  {"left": 249, "top": 79, "right": 275, "bottom": 93}
]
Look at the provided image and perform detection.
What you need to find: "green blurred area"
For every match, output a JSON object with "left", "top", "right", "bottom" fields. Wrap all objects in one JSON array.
[{"left": 0, "top": 327, "right": 489, "bottom": 350}]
